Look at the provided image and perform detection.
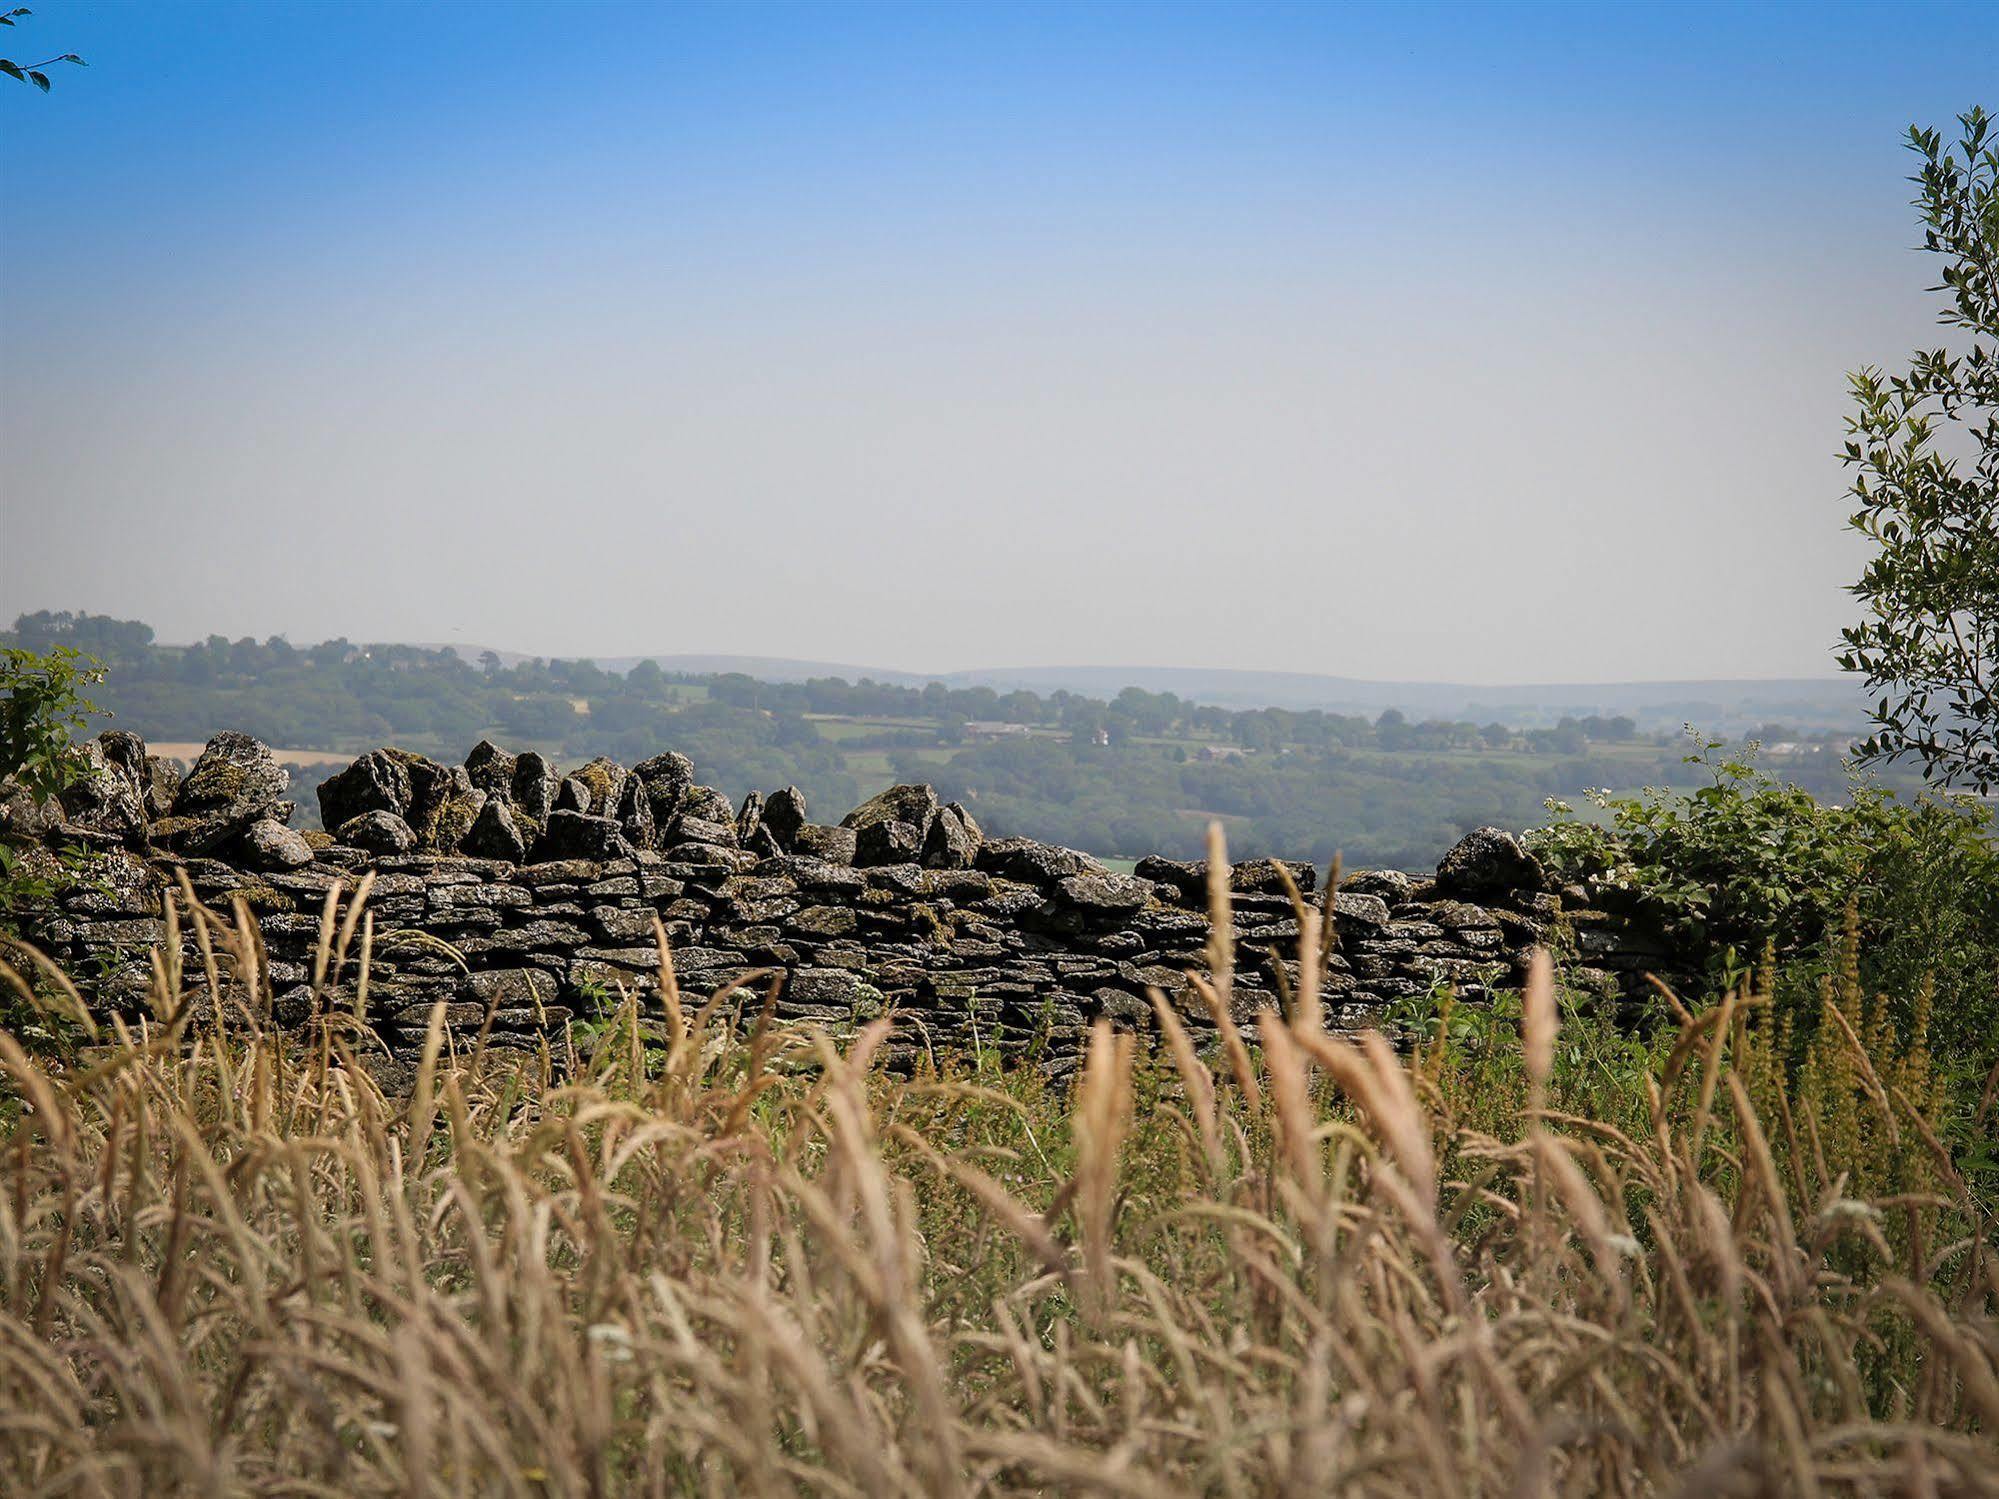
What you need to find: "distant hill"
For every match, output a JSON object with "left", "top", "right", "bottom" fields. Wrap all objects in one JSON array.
[
  {"left": 408, "top": 643, "right": 1866, "bottom": 736},
  {"left": 577, "top": 658, "right": 1861, "bottom": 735}
]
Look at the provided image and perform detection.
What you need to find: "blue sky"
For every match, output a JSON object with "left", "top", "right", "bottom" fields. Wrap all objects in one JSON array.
[{"left": 4, "top": 1, "right": 1996, "bottom": 680}]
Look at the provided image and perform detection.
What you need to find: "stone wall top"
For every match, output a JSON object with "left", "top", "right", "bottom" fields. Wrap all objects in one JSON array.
[{"left": 5, "top": 732, "right": 1681, "bottom": 1077}]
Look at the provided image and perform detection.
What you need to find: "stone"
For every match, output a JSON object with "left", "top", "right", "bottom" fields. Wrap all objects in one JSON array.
[
  {"left": 922, "top": 804, "right": 981, "bottom": 869},
  {"left": 681, "top": 785, "right": 737, "bottom": 828},
  {"left": 0, "top": 781, "right": 60, "bottom": 841},
  {"left": 977, "top": 836, "right": 1101, "bottom": 886},
  {"left": 1054, "top": 871, "right": 1151, "bottom": 914},
  {"left": 791, "top": 905, "right": 858, "bottom": 937},
  {"left": 464, "top": 740, "right": 517, "bottom": 798},
  {"left": 1427, "top": 898, "right": 1499, "bottom": 931},
  {"left": 841, "top": 784, "right": 938, "bottom": 841},
  {"left": 855, "top": 817, "right": 924, "bottom": 867},
  {"left": 762, "top": 785, "right": 807, "bottom": 847},
  {"left": 667, "top": 814, "right": 738, "bottom": 850},
  {"left": 1231, "top": 858, "right": 1316, "bottom": 896},
  {"left": 792, "top": 824, "right": 856, "bottom": 865},
  {"left": 764, "top": 854, "right": 867, "bottom": 893},
  {"left": 175, "top": 732, "right": 290, "bottom": 822},
  {"left": 140, "top": 755, "right": 181, "bottom": 820},
  {"left": 537, "top": 809, "right": 634, "bottom": 862},
  {"left": 467, "top": 968, "right": 559, "bottom": 1007},
  {"left": 59, "top": 740, "right": 148, "bottom": 843},
  {"left": 1133, "top": 856, "right": 1205, "bottom": 898},
  {"left": 240, "top": 818, "right": 315, "bottom": 871},
  {"left": 415, "top": 781, "right": 486, "bottom": 854},
  {"left": 317, "top": 748, "right": 411, "bottom": 828},
  {"left": 614, "top": 774, "right": 655, "bottom": 850},
  {"left": 633, "top": 751, "right": 695, "bottom": 828},
  {"left": 736, "top": 789, "right": 764, "bottom": 846},
  {"left": 1342, "top": 869, "right": 1413, "bottom": 903},
  {"left": 463, "top": 797, "right": 527, "bottom": 862},
  {"left": 512, "top": 752, "right": 558, "bottom": 824},
  {"left": 570, "top": 756, "right": 628, "bottom": 818},
  {"left": 1330, "top": 891, "right": 1392, "bottom": 929},
  {"left": 337, "top": 810, "right": 416, "bottom": 854},
  {"left": 1436, "top": 827, "right": 1546, "bottom": 899}
]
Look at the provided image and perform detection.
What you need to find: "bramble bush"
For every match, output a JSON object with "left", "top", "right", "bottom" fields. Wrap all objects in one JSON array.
[{"left": 1529, "top": 739, "right": 1999, "bottom": 1066}]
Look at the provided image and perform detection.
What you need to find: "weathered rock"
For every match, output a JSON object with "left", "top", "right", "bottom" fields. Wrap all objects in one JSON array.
[
  {"left": 570, "top": 757, "right": 628, "bottom": 818},
  {"left": 736, "top": 789, "right": 764, "bottom": 847},
  {"left": 463, "top": 797, "right": 527, "bottom": 862},
  {"left": 537, "top": 809, "right": 633, "bottom": 862},
  {"left": 464, "top": 740, "right": 517, "bottom": 799},
  {"left": 614, "top": 774, "right": 655, "bottom": 850},
  {"left": 762, "top": 786, "right": 807, "bottom": 847},
  {"left": 793, "top": 824, "right": 856, "bottom": 865},
  {"left": 1330, "top": 891, "right": 1393, "bottom": 929},
  {"left": 0, "top": 781, "right": 59, "bottom": 840},
  {"left": 241, "top": 818, "right": 315, "bottom": 871},
  {"left": 633, "top": 751, "right": 695, "bottom": 829},
  {"left": 1134, "top": 855, "right": 1205, "bottom": 897},
  {"left": 176, "top": 732, "right": 290, "bottom": 822},
  {"left": 1343, "top": 869, "right": 1414, "bottom": 903},
  {"left": 512, "top": 752, "right": 558, "bottom": 824},
  {"left": 414, "top": 780, "right": 486, "bottom": 854},
  {"left": 318, "top": 749, "right": 412, "bottom": 828},
  {"left": 977, "top": 837, "right": 1100, "bottom": 887},
  {"left": 1427, "top": 898, "right": 1499, "bottom": 931},
  {"left": 337, "top": 810, "right": 416, "bottom": 854},
  {"left": 765, "top": 854, "right": 867, "bottom": 893},
  {"left": 842, "top": 784, "right": 938, "bottom": 843},
  {"left": 667, "top": 814, "right": 738, "bottom": 850},
  {"left": 681, "top": 785, "right": 737, "bottom": 828},
  {"left": 59, "top": 740, "right": 148, "bottom": 843},
  {"left": 555, "top": 777, "right": 592, "bottom": 814},
  {"left": 140, "top": 755, "right": 181, "bottom": 820},
  {"left": 1054, "top": 871, "right": 1151, "bottom": 914},
  {"left": 855, "top": 818, "right": 923, "bottom": 867},
  {"left": 155, "top": 733, "right": 291, "bottom": 852},
  {"left": 1231, "top": 858, "right": 1316, "bottom": 896},
  {"left": 922, "top": 803, "right": 982, "bottom": 869},
  {"left": 1436, "top": 827, "right": 1545, "bottom": 899}
]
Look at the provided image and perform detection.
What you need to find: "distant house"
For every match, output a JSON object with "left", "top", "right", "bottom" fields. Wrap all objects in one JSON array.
[
  {"left": 1198, "top": 744, "right": 1248, "bottom": 762},
  {"left": 964, "top": 720, "right": 1032, "bottom": 739}
]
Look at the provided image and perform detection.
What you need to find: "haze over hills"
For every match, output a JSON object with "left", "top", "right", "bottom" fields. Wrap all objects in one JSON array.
[{"left": 430, "top": 649, "right": 1866, "bottom": 735}]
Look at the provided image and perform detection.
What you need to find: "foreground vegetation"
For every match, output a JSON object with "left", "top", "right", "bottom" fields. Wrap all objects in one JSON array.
[{"left": 0, "top": 841, "right": 1993, "bottom": 1496}]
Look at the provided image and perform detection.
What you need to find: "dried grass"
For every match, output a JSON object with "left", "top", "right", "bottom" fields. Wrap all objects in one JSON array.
[{"left": 0, "top": 830, "right": 1993, "bottom": 1496}]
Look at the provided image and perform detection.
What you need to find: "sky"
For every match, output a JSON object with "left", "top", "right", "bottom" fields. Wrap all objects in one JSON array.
[{"left": 2, "top": 0, "right": 1995, "bottom": 684}]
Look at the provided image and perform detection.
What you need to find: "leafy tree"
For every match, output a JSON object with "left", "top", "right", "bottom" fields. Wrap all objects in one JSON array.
[
  {"left": 0, "top": 7, "right": 83, "bottom": 92},
  {"left": 1840, "top": 107, "right": 1999, "bottom": 790},
  {"left": 1, "top": 645, "right": 102, "bottom": 802},
  {"left": 1, "top": 645, "right": 105, "bottom": 947}
]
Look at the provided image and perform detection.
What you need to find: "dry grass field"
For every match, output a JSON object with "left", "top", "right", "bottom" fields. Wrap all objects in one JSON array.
[{"left": 0, "top": 834, "right": 1993, "bottom": 1496}]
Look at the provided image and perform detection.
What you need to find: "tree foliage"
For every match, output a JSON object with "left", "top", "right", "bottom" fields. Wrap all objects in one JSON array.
[
  {"left": 1841, "top": 106, "right": 1999, "bottom": 790},
  {"left": 0, "top": 644, "right": 102, "bottom": 803},
  {"left": 0, "top": 7, "right": 83, "bottom": 92}
]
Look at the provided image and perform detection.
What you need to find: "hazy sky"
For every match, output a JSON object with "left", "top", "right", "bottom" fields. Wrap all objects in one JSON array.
[{"left": 3, "top": 1, "right": 1994, "bottom": 683}]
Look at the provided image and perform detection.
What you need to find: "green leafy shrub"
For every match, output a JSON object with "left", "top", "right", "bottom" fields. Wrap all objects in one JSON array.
[{"left": 1530, "top": 739, "right": 1999, "bottom": 1062}]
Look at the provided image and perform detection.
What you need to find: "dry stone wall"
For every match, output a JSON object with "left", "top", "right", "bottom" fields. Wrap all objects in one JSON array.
[{"left": 5, "top": 732, "right": 1687, "bottom": 1076}]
